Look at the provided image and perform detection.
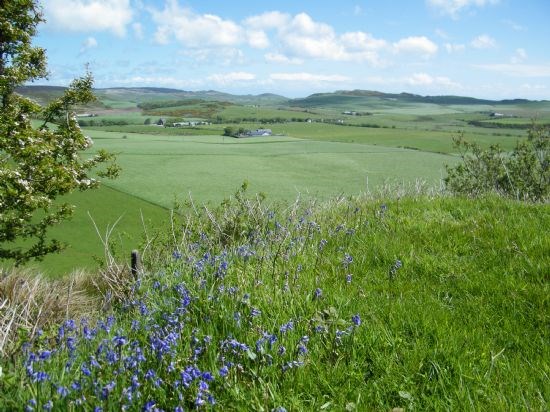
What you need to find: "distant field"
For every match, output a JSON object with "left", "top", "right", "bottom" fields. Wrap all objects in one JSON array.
[
  {"left": 13, "top": 86, "right": 549, "bottom": 275},
  {"left": 82, "top": 131, "right": 456, "bottom": 208}
]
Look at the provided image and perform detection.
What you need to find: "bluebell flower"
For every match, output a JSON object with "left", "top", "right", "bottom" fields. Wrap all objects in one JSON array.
[
  {"left": 57, "top": 385, "right": 69, "bottom": 398},
  {"left": 219, "top": 365, "right": 229, "bottom": 377},
  {"left": 250, "top": 307, "right": 261, "bottom": 317},
  {"left": 318, "top": 239, "right": 328, "bottom": 251},
  {"left": 33, "top": 371, "right": 49, "bottom": 383},
  {"left": 278, "top": 346, "right": 286, "bottom": 356},
  {"left": 297, "top": 344, "right": 308, "bottom": 355},
  {"left": 39, "top": 350, "right": 52, "bottom": 361},
  {"left": 352, "top": 314, "right": 361, "bottom": 326},
  {"left": 83, "top": 325, "right": 95, "bottom": 340},
  {"left": 272, "top": 407, "right": 288, "bottom": 412},
  {"left": 81, "top": 364, "right": 91, "bottom": 377},
  {"left": 71, "top": 381, "right": 82, "bottom": 391},
  {"left": 130, "top": 320, "right": 140, "bottom": 331},
  {"left": 65, "top": 319, "right": 76, "bottom": 331},
  {"left": 343, "top": 253, "right": 353, "bottom": 267},
  {"left": 175, "top": 407, "right": 184, "bottom": 412},
  {"left": 142, "top": 400, "right": 156, "bottom": 412},
  {"left": 43, "top": 400, "right": 53, "bottom": 411},
  {"left": 282, "top": 360, "right": 304, "bottom": 372},
  {"left": 202, "top": 371, "right": 214, "bottom": 381},
  {"left": 172, "top": 250, "right": 182, "bottom": 259},
  {"left": 66, "top": 336, "right": 77, "bottom": 351},
  {"left": 207, "top": 394, "right": 216, "bottom": 405},
  {"left": 279, "top": 320, "right": 294, "bottom": 334},
  {"left": 131, "top": 374, "right": 140, "bottom": 390},
  {"left": 314, "top": 288, "right": 323, "bottom": 299},
  {"left": 346, "top": 274, "right": 352, "bottom": 283},
  {"left": 25, "top": 399, "right": 36, "bottom": 412},
  {"left": 101, "top": 381, "right": 116, "bottom": 399}
]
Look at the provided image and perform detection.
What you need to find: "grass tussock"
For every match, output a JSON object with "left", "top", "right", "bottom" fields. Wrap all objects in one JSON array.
[{"left": 0, "top": 261, "right": 138, "bottom": 357}]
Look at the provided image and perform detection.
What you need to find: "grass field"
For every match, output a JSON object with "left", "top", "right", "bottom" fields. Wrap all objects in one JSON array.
[
  {"left": 10, "top": 87, "right": 549, "bottom": 275},
  {"left": 6, "top": 185, "right": 168, "bottom": 277},
  {"left": 84, "top": 131, "right": 455, "bottom": 207}
]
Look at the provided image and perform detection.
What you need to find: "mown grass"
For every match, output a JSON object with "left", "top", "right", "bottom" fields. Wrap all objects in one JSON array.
[{"left": 0, "top": 194, "right": 548, "bottom": 410}]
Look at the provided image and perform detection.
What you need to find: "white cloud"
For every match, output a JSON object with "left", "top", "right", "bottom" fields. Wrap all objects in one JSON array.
[
  {"left": 264, "top": 53, "right": 303, "bottom": 65},
  {"left": 246, "top": 30, "right": 270, "bottom": 49},
  {"left": 393, "top": 36, "right": 438, "bottom": 57},
  {"left": 132, "top": 22, "right": 144, "bottom": 40},
  {"left": 244, "top": 11, "right": 291, "bottom": 30},
  {"left": 427, "top": 0, "right": 500, "bottom": 18},
  {"left": 272, "top": 13, "right": 390, "bottom": 65},
  {"left": 471, "top": 34, "right": 496, "bottom": 49},
  {"left": 43, "top": 0, "right": 133, "bottom": 36},
  {"left": 407, "top": 72, "right": 460, "bottom": 88},
  {"left": 445, "top": 43, "right": 465, "bottom": 53},
  {"left": 511, "top": 48, "right": 527, "bottom": 64},
  {"left": 207, "top": 72, "right": 256, "bottom": 85},
  {"left": 150, "top": 0, "right": 243, "bottom": 47},
  {"left": 278, "top": 13, "right": 346, "bottom": 60},
  {"left": 182, "top": 48, "right": 246, "bottom": 66},
  {"left": 80, "top": 36, "right": 98, "bottom": 53},
  {"left": 475, "top": 64, "right": 550, "bottom": 77},
  {"left": 502, "top": 19, "right": 526, "bottom": 31},
  {"left": 270, "top": 72, "right": 350, "bottom": 82}
]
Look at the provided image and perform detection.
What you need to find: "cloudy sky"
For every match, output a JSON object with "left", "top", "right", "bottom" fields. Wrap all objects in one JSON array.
[{"left": 34, "top": 0, "right": 550, "bottom": 99}]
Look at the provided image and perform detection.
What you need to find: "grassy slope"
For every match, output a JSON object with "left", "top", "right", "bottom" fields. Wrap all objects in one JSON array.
[
  {"left": 1, "top": 195, "right": 548, "bottom": 410},
  {"left": 10, "top": 185, "right": 169, "bottom": 277}
]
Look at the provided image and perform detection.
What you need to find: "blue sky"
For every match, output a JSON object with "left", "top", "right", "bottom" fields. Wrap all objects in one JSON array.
[{"left": 34, "top": 0, "right": 550, "bottom": 99}]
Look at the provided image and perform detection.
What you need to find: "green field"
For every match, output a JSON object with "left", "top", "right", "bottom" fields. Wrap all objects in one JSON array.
[
  {"left": 84, "top": 131, "right": 455, "bottom": 208},
  {"left": 9, "top": 86, "right": 550, "bottom": 275}
]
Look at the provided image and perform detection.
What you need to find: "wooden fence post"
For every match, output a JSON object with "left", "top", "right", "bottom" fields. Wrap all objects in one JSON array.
[{"left": 131, "top": 250, "right": 140, "bottom": 278}]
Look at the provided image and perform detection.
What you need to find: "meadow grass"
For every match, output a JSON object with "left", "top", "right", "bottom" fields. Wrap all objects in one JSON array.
[
  {"left": 2, "top": 185, "right": 169, "bottom": 277},
  {"left": 0, "top": 193, "right": 547, "bottom": 410}
]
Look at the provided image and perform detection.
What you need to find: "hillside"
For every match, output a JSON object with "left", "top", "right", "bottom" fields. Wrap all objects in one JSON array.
[
  {"left": 289, "top": 89, "right": 549, "bottom": 109},
  {"left": 16, "top": 85, "right": 289, "bottom": 107},
  {"left": 1, "top": 194, "right": 548, "bottom": 410}
]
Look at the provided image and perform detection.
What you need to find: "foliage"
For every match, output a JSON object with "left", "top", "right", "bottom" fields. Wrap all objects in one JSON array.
[
  {"left": 223, "top": 126, "right": 234, "bottom": 136},
  {"left": 445, "top": 124, "right": 549, "bottom": 201},
  {"left": 0, "top": 194, "right": 548, "bottom": 410},
  {"left": 0, "top": 1, "right": 119, "bottom": 264}
]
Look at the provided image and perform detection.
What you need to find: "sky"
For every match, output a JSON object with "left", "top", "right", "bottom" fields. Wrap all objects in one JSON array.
[{"left": 33, "top": 0, "right": 550, "bottom": 99}]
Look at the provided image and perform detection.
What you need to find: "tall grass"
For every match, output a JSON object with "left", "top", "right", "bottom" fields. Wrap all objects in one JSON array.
[{"left": 0, "top": 190, "right": 548, "bottom": 410}]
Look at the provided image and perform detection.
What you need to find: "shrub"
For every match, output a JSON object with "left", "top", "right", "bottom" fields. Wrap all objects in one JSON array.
[{"left": 445, "top": 124, "right": 549, "bottom": 201}]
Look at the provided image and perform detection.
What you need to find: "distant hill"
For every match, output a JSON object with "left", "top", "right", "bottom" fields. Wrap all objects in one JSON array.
[
  {"left": 17, "top": 85, "right": 547, "bottom": 112},
  {"left": 288, "top": 90, "right": 547, "bottom": 109},
  {"left": 16, "top": 85, "right": 289, "bottom": 106}
]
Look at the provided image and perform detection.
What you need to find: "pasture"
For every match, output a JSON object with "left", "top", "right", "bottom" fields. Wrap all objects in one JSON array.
[{"left": 10, "top": 86, "right": 550, "bottom": 275}]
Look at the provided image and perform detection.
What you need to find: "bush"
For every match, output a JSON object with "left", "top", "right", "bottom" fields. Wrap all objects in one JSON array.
[{"left": 445, "top": 124, "right": 549, "bottom": 201}]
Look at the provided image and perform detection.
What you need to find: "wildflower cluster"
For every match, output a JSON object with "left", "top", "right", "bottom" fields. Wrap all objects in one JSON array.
[{"left": 8, "top": 195, "right": 383, "bottom": 410}]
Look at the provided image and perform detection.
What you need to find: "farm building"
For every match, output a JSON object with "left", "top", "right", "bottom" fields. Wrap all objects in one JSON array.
[{"left": 247, "top": 128, "right": 272, "bottom": 136}]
